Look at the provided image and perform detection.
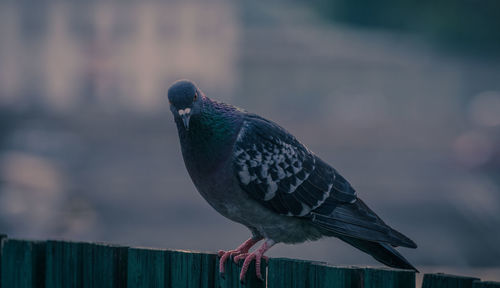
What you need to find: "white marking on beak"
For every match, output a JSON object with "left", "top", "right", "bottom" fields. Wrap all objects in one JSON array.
[
  {"left": 178, "top": 108, "right": 192, "bottom": 130},
  {"left": 178, "top": 108, "right": 191, "bottom": 116}
]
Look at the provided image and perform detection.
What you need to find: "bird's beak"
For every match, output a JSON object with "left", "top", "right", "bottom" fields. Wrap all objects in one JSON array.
[
  {"left": 181, "top": 113, "right": 191, "bottom": 130},
  {"left": 178, "top": 108, "right": 192, "bottom": 130}
]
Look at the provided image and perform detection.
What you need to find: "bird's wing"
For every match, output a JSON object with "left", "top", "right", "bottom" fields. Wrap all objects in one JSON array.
[
  {"left": 233, "top": 114, "right": 356, "bottom": 217},
  {"left": 233, "top": 114, "right": 417, "bottom": 248}
]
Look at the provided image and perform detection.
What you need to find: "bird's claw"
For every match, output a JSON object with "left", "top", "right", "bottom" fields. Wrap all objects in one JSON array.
[
  {"left": 239, "top": 251, "right": 266, "bottom": 282},
  {"left": 233, "top": 253, "right": 249, "bottom": 264},
  {"left": 218, "top": 238, "right": 270, "bottom": 281},
  {"left": 218, "top": 248, "right": 250, "bottom": 274},
  {"left": 217, "top": 250, "right": 226, "bottom": 258}
]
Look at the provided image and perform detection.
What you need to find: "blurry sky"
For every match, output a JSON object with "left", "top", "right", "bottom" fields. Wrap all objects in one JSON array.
[{"left": 1, "top": 0, "right": 500, "bottom": 281}]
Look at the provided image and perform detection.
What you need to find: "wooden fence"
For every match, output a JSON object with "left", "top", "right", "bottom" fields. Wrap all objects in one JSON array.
[{"left": 0, "top": 234, "right": 498, "bottom": 288}]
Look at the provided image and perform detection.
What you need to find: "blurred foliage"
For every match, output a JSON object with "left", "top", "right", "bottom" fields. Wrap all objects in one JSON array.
[{"left": 310, "top": 0, "right": 500, "bottom": 55}]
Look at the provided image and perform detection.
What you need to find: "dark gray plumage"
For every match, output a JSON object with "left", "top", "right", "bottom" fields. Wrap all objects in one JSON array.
[{"left": 167, "top": 79, "right": 417, "bottom": 279}]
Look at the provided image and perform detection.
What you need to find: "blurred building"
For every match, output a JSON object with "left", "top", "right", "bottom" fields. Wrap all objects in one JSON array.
[{"left": 0, "top": 1, "right": 237, "bottom": 112}]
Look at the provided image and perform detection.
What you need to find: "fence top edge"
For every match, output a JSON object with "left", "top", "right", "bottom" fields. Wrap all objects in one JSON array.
[
  {"left": 268, "top": 257, "right": 415, "bottom": 273},
  {"left": 363, "top": 266, "right": 417, "bottom": 273},
  {"left": 168, "top": 249, "right": 217, "bottom": 256},
  {"left": 269, "top": 257, "right": 355, "bottom": 269},
  {"left": 2, "top": 239, "right": 45, "bottom": 245},
  {"left": 1, "top": 237, "right": 218, "bottom": 255},
  {"left": 474, "top": 280, "right": 500, "bottom": 284},
  {"left": 45, "top": 239, "right": 126, "bottom": 248},
  {"left": 129, "top": 246, "right": 217, "bottom": 256},
  {"left": 424, "top": 272, "right": 481, "bottom": 280}
]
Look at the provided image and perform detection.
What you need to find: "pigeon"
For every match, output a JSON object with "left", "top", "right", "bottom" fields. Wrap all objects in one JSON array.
[{"left": 167, "top": 79, "right": 417, "bottom": 281}]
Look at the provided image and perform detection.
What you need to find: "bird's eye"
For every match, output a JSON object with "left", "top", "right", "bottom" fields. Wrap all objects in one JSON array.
[{"left": 193, "top": 92, "right": 198, "bottom": 102}]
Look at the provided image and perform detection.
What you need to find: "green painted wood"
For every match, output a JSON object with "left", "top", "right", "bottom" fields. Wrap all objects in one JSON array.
[
  {"left": 81, "top": 243, "right": 128, "bottom": 288},
  {"left": 472, "top": 281, "right": 500, "bottom": 288},
  {"left": 308, "top": 262, "right": 363, "bottom": 288},
  {"left": 127, "top": 247, "right": 166, "bottom": 288},
  {"left": 32, "top": 241, "right": 46, "bottom": 287},
  {"left": 364, "top": 268, "right": 415, "bottom": 288},
  {"left": 167, "top": 250, "right": 216, "bottom": 288},
  {"left": 6, "top": 237, "right": 500, "bottom": 288},
  {"left": 216, "top": 254, "right": 266, "bottom": 288},
  {"left": 45, "top": 241, "right": 85, "bottom": 288},
  {"left": 0, "top": 239, "right": 46, "bottom": 288},
  {"left": 267, "top": 258, "right": 311, "bottom": 288},
  {"left": 0, "top": 234, "right": 5, "bottom": 288},
  {"left": 268, "top": 258, "right": 365, "bottom": 288},
  {"left": 422, "top": 273, "right": 480, "bottom": 288}
]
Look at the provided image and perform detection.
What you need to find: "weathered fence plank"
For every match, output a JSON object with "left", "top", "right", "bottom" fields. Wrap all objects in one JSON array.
[
  {"left": 422, "top": 273, "right": 480, "bottom": 288},
  {"left": 307, "top": 263, "right": 363, "bottom": 288},
  {"left": 167, "top": 250, "right": 217, "bottom": 288},
  {"left": 81, "top": 243, "right": 128, "bottom": 288},
  {"left": 216, "top": 254, "right": 266, "bottom": 288},
  {"left": 267, "top": 258, "right": 365, "bottom": 288},
  {"left": 267, "top": 258, "right": 417, "bottom": 288},
  {"left": 364, "top": 267, "right": 415, "bottom": 288},
  {"left": 127, "top": 247, "right": 166, "bottom": 288},
  {"left": 473, "top": 281, "right": 500, "bottom": 288},
  {"left": 0, "top": 234, "right": 5, "bottom": 288},
  {"left": 267, "top": 258, "right": 310, "bottom": 288},
  {"left": 0, "top": 239, "right": 46, "bottom": 288},
  {"left": 45, "top": 241, "right": 84, "bottom": 288}
]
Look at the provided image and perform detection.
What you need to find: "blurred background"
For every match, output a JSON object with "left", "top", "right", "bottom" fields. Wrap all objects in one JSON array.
[{"left": 1, "top": 0, "right": 500, "bottom": 282}]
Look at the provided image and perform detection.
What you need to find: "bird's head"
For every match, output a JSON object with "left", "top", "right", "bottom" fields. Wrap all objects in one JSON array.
[{"left": 167, "top": 79, "right": 203, "bottom": 131}]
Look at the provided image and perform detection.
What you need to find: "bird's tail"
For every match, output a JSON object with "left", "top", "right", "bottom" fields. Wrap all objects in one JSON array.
[{"left": 338, "top": 235, "right": 418, "bottom": 272}]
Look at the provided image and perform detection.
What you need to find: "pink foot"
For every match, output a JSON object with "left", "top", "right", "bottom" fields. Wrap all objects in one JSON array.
[
  {"left": 218, "top": 237, "right": 261, "bottom": 275},
  {"left": 239, "top": 239, "right": 275, "bottom": 282},
  {"left": 233, "top": 253, "right": 268, "bottom": 263}
]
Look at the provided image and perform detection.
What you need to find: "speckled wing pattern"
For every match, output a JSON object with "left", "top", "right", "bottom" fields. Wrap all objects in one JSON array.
[
  {"left": 233, "top": 114, "right": 356, "bottom": 216},
  {"left": 233, "top": 114, "right": 417, "bottom": 248}
]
